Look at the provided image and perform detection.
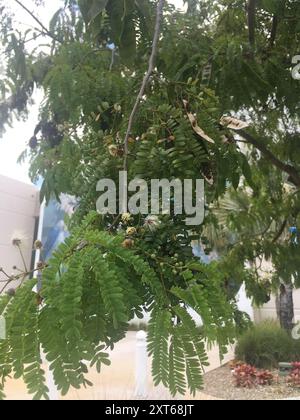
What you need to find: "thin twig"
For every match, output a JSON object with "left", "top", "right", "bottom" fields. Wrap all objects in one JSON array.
[
  {"left": 269, "top": 0, "right": 287, "bottom": 47},
  {"left": 13, "top": 0, "right": 62, "bottom": 44},
  {"left": 123, "top": 0, "right": 165, "bottom": 172},
  {"left": 109, "top": 48, "right": 116, "bottom": 72},
  {"left": 17, "top": 244, "right": 28, "bottom": 273},
  {"left": 0, "top": 267, "right": 42, "bottom": 285},
  {"left": 269, "top": 15, "right": 278, "bottom": 47},
  {"left": 247, "top": 0, "right": 257, "bottom": 48},
  {"left": 0, "top": 281, "right": 11, "bottom": 295},
  {"left": 0, "top": 268, "right": 11, "bottom": 279}
]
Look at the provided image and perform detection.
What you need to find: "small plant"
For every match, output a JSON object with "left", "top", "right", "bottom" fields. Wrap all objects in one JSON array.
[
  {"left": 291, "top": 362, "right": 300, "bottom": 370},
  {"left": 255, "top": 370, "right": 274, "bottom": 386},
  {"left": 287, "top": 362, "right": 300, "bottom": 388},
  {"left": 233, "top": 364, "right": 257, "bottom": 388},
  {"left": 233, "top": 364, "right": 274, "bottom": 388}
]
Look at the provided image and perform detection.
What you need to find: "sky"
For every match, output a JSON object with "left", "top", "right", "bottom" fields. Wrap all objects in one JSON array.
[{"left": 0, "top": 0, "right": 185, "bottom": 185}]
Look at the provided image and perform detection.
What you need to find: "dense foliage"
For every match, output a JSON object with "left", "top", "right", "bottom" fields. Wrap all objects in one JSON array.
[
  {"left": 0, "top": 0, "right": 300, "bottom": 399},
  {"left": 235, "top": 321, "right": 300, "bottom": 369}
]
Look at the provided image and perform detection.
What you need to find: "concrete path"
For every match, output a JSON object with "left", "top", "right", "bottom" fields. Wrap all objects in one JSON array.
[{"left": 4, "top": 332, "right": 234, "bottom": 400}]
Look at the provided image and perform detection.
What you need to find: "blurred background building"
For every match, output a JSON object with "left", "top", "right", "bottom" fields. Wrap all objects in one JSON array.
[{"left": 0, "top": 175, "right": 40, "bottom": 288}]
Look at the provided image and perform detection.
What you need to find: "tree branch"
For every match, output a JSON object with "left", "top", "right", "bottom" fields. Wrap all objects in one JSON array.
[
  {"left": 16, "top": 243, "right": 28, "bottom": 273},
  {"left": 1, "top": 33, "right": 43, "bottom": 58},
  {"left": 273, "top": 209, "right": 300, "bottom": 243},
  {"left": 269, "top": 15, "right": 279, "bottom": 47},
  {"left": 13, "top": 0, "right": 62, "bottom": 44},
  {"left": 237, "top": 129, "right": 300, "bottom": 187},
  {"left": 0, "top": 81, "right": 34, "bottom": 127},
  {"left": 123, "top": 0, "right": 165, "bottom": 171},
  {"left": 247, "top": 0, "right": 257, "bottom": 48},
  {"left": 272, "top": 219, "right": 287, "bottom": 243}
]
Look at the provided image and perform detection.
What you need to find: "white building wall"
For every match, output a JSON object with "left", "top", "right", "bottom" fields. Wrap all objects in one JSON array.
[
  {"left": 236, "top": 283, "right": 254, "bottom": 321},
  {"left": 0, "top": 175, "right": 40, "bottom": 291},
  {"left": 254, "top": 290, "right": 300, "bottom": 324}
]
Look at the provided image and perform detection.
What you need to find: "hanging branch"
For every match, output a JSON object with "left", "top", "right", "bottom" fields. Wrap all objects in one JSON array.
[
  {"left": 247, "top": 0, "right": 257, "bottom": 48},
  {"left": 235, "top": 129, "right": 300, "bottom": 187},
  {"left": 269, "top": 0, "right": 287, "bottom": 47},
  {"left": 123, "top": 0, "right": 165, "bottom": 171},
  {"left": 1, "top": 33, "right": 44, "bottom": 58},
  {"left": 13, "top": 0, "right": 63, "bottom": 44},
  {"left": 273, "top": 208, "right": 300, "bottom": 243},
  {"left": 0, "top": 267, "right": 38, "bottom": 294},
  {"left": 272, "top": 219, "right": 287, "bottom": 243},
  {"left": 109, "top": 48, "right": 116, "bottom": 72},
  {"left": 269, "top": 15, "right": 279, "bottom": 47},
  {"left": 16, "top": 243, "right": 28, "bottom": 273}
]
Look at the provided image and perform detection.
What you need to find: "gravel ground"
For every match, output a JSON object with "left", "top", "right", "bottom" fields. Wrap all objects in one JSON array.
[{"left": 203, "top": 365, "right": 300, "bottom": 400}]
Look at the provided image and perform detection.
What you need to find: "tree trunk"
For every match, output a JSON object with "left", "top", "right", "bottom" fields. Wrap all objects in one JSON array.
[{"left": 276, "top": 283, "right": 294, "bottom": 332}]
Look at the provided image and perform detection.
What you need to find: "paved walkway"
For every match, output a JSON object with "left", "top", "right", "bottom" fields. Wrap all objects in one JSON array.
[{"left": 4, "top": 332, "right": 234, "bottom": 400}]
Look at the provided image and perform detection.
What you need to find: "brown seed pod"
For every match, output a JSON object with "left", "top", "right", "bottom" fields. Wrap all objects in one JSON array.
[
  {"left": 121, "top": 213, "right": 132, "bottom": 223},
  {"left": 108, "top": 144, "right": 119, "bottom": 157},
  {"left": 36, "top": 294, "right": 43, "bottom": 306},
  {"left": 6, "top": 288, "right": 16, "bottom": 297},
  {"left": 29, "top": 136, "right": 38, "bottom": 149},
  {"left": 126, "top": 227, "right": 137, "bottom": 236},
  {"left": 34, "top": 240, "right": 43, "bottom": 250},
  {"left": 108, "top": 144, "right": 124, "bottom": 157},
  {"left": 36, "top": 261, "right": 47, "bottom": 270},
  {"left": 122, "top": 239, "right": 134, "bottom": 249},
  {"left": 12, "top": 238, "right": 22, "bottom": 247}
]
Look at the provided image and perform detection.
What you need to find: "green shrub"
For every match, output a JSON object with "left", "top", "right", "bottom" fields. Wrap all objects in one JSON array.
[{"left": 235, "top": 321, "right": 300, "bottom": 369}]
